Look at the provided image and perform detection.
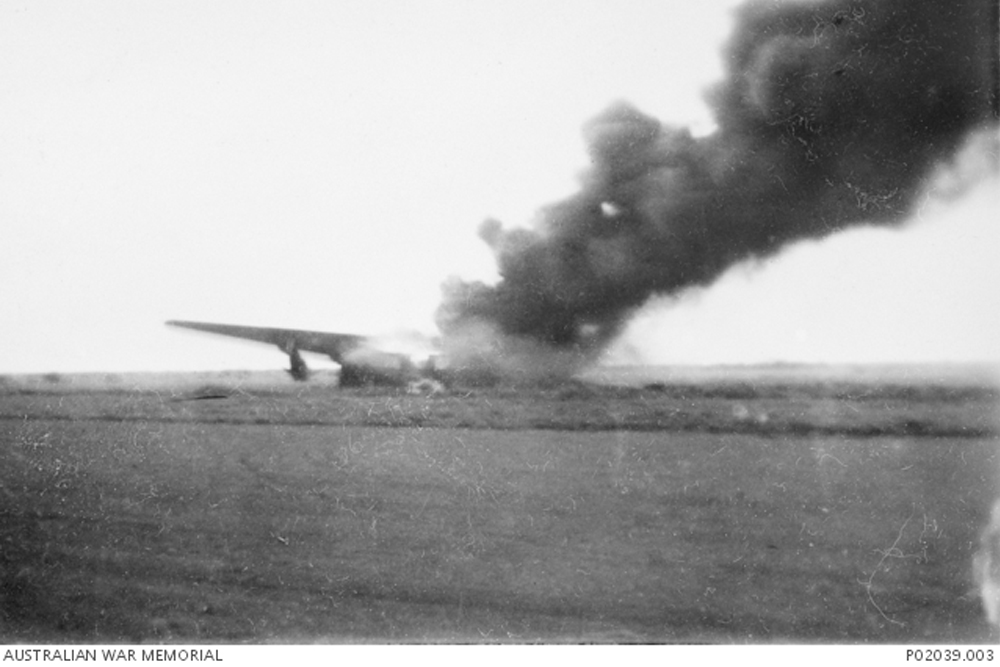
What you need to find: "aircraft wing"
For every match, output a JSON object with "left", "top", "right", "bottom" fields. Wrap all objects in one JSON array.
[{"left": 166, "top": 320, "right": 367, "bottom": 363}]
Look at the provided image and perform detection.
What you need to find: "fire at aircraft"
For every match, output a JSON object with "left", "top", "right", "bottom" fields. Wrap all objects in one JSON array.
[
  {"left": 435, "top": 0, "right": 999, "bottom": 375},
  {"left": 169, "top": 0, "right": 997, "bottom": 386}
]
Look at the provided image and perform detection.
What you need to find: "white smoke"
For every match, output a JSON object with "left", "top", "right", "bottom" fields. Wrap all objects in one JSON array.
[{"left": 974, "top": 498, "right": 1000, "bottom": 628}]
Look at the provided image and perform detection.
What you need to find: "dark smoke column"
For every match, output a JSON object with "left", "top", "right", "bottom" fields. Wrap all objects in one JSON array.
[{"left": 437, "top": 0, "right": 998, "bottom": 365}]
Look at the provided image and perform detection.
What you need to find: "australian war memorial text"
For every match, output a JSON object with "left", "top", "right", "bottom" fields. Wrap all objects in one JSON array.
[{"left": 2, "top": 650, "right": 223, "bottom": 663}]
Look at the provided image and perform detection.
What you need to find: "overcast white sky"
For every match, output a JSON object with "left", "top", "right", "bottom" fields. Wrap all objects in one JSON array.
[{"left": 2, "top": 1, "right": 997, "bottom": 374}]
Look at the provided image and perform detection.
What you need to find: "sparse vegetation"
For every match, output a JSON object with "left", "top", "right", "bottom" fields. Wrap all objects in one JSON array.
[
  {"left": 0, "top": 373, "right": 994, "bottom": 438},
  {"left": 0, "top": 367, "right": 997, "bottom": 642}
]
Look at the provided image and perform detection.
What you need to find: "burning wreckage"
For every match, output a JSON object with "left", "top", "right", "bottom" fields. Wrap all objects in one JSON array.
[
  {"left": 166, "top": 320, "right": 445, "bottom": 387},
  {"left": 170, "top": 0, "right": 998, "bottom": 386}
]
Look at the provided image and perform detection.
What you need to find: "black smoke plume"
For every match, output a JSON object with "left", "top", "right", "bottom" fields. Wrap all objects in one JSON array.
[{"left": 437, "top": 0, "right": 998, "bottom": 371}]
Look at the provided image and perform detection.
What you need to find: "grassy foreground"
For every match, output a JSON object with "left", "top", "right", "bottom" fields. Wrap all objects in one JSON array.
[{"left": 0, "top": 368, "right": 998, "bottom": 642}]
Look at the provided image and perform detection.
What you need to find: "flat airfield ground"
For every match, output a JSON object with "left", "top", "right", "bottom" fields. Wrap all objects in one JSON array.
[{"left": 0, "top": 365, "right": 998, "bottom": 643}]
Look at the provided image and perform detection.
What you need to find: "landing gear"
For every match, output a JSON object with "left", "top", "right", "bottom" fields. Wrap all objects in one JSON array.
[{"left": 282, "top": 342, "right": 310, "bottom": 381}]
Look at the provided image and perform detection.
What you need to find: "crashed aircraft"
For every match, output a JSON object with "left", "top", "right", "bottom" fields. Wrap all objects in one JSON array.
[{"left": 166, "top": 320, "right": 441, "bottom": 386}]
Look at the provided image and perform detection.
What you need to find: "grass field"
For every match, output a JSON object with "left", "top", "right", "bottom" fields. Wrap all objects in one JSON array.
[{"left": 1, "top": 365, "right": 997, "bottom": 642}]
